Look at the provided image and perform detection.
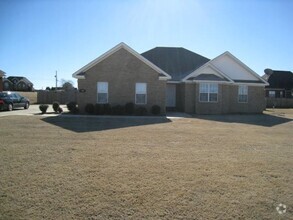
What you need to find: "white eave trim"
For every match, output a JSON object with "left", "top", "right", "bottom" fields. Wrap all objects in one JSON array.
[
  {"left": 166, "top": 81, "right": 181, "bottom": 84},
  {"left": 182, "top": 62, "right": 234, "bottom": 83},
  {"left": 72, "top": 42, "right": 171, "bottom": 80},
  {"left": 234, "top": 82, "right": 267, "bottom": 87},
  {"left": 192, "top": 80, "right": 232, "bottom": 84},
  {"left": 75, "top": 74, "right": 86, "bottom": 79}
]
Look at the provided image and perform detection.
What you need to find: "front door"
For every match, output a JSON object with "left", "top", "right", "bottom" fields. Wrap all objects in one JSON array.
[{"left": 166, "top": 84, "right": 176, "bottom": 108}]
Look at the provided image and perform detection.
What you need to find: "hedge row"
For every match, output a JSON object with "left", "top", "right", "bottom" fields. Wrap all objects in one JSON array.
[{"left": 84, "top": 102, "right": 161, "bottom": 116}]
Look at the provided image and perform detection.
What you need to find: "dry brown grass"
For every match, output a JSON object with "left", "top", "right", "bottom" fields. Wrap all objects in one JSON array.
[{"left": 0, "top": 110, "right": 292, "bottom": 219}]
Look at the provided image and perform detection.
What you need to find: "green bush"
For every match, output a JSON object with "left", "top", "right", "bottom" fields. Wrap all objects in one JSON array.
[
  {"left": 85, "top": 103, "right": 95, "bottom": 114},
  {"left": 125, "top": 102, "right": 135, "bottom": 115},
  {"left": 135, "top": 106, "right": 147, "bottom": 116},
  {"left": 112, "top": 105, "right": 125, "bottom": 115},
  {"left": 104, "top": 104, "right": 112, "bottom": 115},
  {"left": 39, "top": 104, "right": 49, "bottom": 114},
  {"left": 95, "top": 104, "right": 104, "bottom": 115},
  {"left": 57, "top": 107, "right": 63, "bottom": 114},
  {"left": 67, "top": 102, "right": 78, "bottom": 114},
  {"left": 151, "top": 105, "right": 161, "bottom": 115},
  {"left": 52, "top": 101, "right": 60, "bottom": 113}
]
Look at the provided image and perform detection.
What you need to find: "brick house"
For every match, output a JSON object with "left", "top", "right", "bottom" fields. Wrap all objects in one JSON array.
[
  {"left": 262, "top": 69, "right": 293, "bottom": 108},
  {"left": 73, "top": 42, "right": 268, "bottom": 114},
  {"left": 0, "top": 70, "right": 5, "bottom": 92}
]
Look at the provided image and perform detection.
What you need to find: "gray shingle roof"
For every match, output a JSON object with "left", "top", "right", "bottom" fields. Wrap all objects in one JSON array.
[
  {"left": 262, "top": 70, "right": 293, "bottom": 89},
  {"left": 141, "top": 47, "right": 210, "bottom": 81}
]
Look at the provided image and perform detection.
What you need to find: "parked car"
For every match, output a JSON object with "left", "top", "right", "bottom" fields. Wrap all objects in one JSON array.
[{"left": 0, "top": 91, "right": 30, "bottom": 111}]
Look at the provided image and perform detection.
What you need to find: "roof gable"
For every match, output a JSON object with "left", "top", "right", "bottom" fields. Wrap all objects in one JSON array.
[
  {"left": 141, "top": 47, "right": 210, "bottom": 81},
  {"left": 0, "top": 70, "right": 5, "bottom": 77},
  {"left": 184, "top": 51, "right": 268, "bottom": 85},
  {"left": 183, "top": 62, "right": 234, "bottom": 82},
  {"left": 73, "top": 42, "right": 171, "bottom": 79},
  {"left": 7, "top": 76, "right": 33, "bottom": 85}
]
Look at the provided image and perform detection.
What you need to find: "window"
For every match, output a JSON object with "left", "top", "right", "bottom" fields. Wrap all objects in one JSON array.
[
  {"left": 238, "top": 85, "right": 248, "bottom": 103},
  {"left": 97, "top": 82, "right": 108, "bottom": 103},
  {"left": 199, "top": 83, "right": 218, "bottom": 102},
  {"left": 269, "top": 91, "right": 275, "bottom": 98},
  {"left": 135, "top": 83, "right": 147, "bottom": 104}
]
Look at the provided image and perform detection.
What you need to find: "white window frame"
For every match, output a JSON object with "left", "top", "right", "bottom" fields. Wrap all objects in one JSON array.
[
  {"left": 199, "top": 83, "right": 218, "bottom": 102},
  {"left": 238, "top": 85, "right": 248, "bottom": 103},
  {"left": 97, "top": 82, "right": 108, "bottom": 104},
  {"left": 135, "top": 83, "right": 147, "bottom": 105}
]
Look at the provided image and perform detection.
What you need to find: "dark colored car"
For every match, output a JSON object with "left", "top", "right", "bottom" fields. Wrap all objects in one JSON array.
[{"left": 0, "top": 91, "right": 30, "bottom": 111}]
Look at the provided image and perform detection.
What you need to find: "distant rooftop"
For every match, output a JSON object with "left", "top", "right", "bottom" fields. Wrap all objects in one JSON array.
[{"left": 262, "top": 69, "right": 293, "bottom": 89}]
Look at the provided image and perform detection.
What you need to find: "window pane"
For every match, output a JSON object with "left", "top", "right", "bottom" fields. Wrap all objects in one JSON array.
[
  {"left": 136, "top": 83, "right": 146, "bottom": 94},
  {"left": 136, "top": 94, "right": 146, "bottom": 104},
  {"left": 98, "top": 93, "right": 108, "bottom": 103},
  {"left": 209, "top": 93, "right": 218, "bottom": 102},
  {"left": 199, "top": 93, "right": 208, "bottom": 102},
  {"left": 97, "top": 82, "right": 108, "bottom": 93},
  {"left": 199, "top": 83, "right": 208, "bottom": 93},
  {"left": 239, "top": 94, "right": 248, "bottom": 103},
  {"left": 210, "top": 84, "right": 218, "bottom": 93},
  {"left": 238, "top": 85, "right": 248, "bottom": 95}
]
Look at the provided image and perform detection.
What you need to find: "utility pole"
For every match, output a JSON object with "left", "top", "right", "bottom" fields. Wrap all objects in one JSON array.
[{"left": 54, "top": 70, "right": 58, "bottom": 90}]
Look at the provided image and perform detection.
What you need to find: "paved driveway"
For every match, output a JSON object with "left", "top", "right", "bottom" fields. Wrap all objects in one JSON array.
[{"left": 0, "top": 105, "right": 68, "bottom": 117}]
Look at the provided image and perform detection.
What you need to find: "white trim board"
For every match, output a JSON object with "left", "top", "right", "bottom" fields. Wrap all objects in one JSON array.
[
  {"left": 183, "top": 51, "right": 269, "bottom": 86},
  {"left": 72, "top": 42, "right": 171, "bottom": 80}
]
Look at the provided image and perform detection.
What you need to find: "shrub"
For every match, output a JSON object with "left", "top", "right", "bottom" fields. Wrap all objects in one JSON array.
[
  {"left": 39, "top": 104, "right": 49, "bottom": 114},
  {"left": 104, "top": 104, "right": 112, "bottom": 115},
  {"left": 85, "top": 103, "right": 95, "bottom": 114},
  {"left": 112, "top": 105, "right": 125, "bottom": 115},
  {"left": 125, "top": 102, "right": 135, "bottom": 115},
  {"left": 67, "top": 102, "right": 78, "bottom": 114},
  {"left": 135, "top": 106, "right": 147, "bottom": 116},
  {"left": 52, "top": 101, "right": 60, "bottom": 113},
  {"left": 95, "top": 104, "right": 104, "bottom": 115},
  {"left": 57, "top": 107, "right": 63, "bottom": 114},
  {"left": 151, "top": 105, "right": 161, "bottom": 115}
]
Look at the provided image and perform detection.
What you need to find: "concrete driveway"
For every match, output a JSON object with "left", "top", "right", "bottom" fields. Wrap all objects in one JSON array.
[{"left": 0, "top": 105, "right": 68, "bottom": 117}]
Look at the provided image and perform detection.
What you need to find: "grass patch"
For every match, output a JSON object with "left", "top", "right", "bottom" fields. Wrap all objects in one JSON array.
[{"left": 0, "top": 111, "right": 292, "bottom": 219}]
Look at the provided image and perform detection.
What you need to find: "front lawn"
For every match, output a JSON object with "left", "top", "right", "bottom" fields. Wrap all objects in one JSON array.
[{"left": 0, "top": 110, "right": 292, "bottom": 219}]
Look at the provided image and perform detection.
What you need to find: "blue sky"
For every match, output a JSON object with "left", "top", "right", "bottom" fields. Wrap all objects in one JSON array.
[{"left": 0, "top": 0, "right": 292, "bottom": 89}]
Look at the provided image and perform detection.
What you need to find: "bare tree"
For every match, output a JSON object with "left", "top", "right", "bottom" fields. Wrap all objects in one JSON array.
[{"left": 60, "top": 79, "right": 74, "bottom": 91}]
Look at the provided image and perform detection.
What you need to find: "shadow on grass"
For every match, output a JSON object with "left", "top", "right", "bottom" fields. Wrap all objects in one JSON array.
[
  {"left": 41, "top": 116, "right": 171, "bottom": 132},
  {"left": 194, "top": 113, "right": 292, "bottom": 127}
]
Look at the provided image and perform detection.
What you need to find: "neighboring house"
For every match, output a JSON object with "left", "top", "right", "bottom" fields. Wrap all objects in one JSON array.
[
  {"left": 0, "top": 70, "right": 5, "bottom": 92},
  {"left": 2, "top": 78, "right": 13, "bottom": 91},
  {"left": 262, "top": 69, "right": 293, "bottom": 108},
  {"left": 262, "top": 69, "right": 293, "bottom": 98},
  {"left": 4, "top": 76, "right": 34, "bottom": 91},
  {"left": 73, "top": 42, "right": 268, "bottom": 114}
]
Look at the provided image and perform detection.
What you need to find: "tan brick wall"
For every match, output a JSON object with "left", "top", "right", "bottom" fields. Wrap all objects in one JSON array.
[
  {"left": 175, "top": 83, "right": 265, "bottom": 114},
  {"left": 227, "top": 85, "right": 266, "bottom": 113},
  {"left": 195, "top": 83, "right": 225, "bottom": 114},
  {"left": 77, "top": 48, "right": 166, "bottom": 114},
  {"left": 184, "top": 83, "right": 196, "bottom": 114}
]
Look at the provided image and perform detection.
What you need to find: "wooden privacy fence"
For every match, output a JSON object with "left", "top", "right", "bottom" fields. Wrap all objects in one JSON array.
[
  {"left": 266, "top": 97, "right": 293, "bottom": 108},
  {"left": 37, "top": 90, "right": 77, "bottom": 104}
]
